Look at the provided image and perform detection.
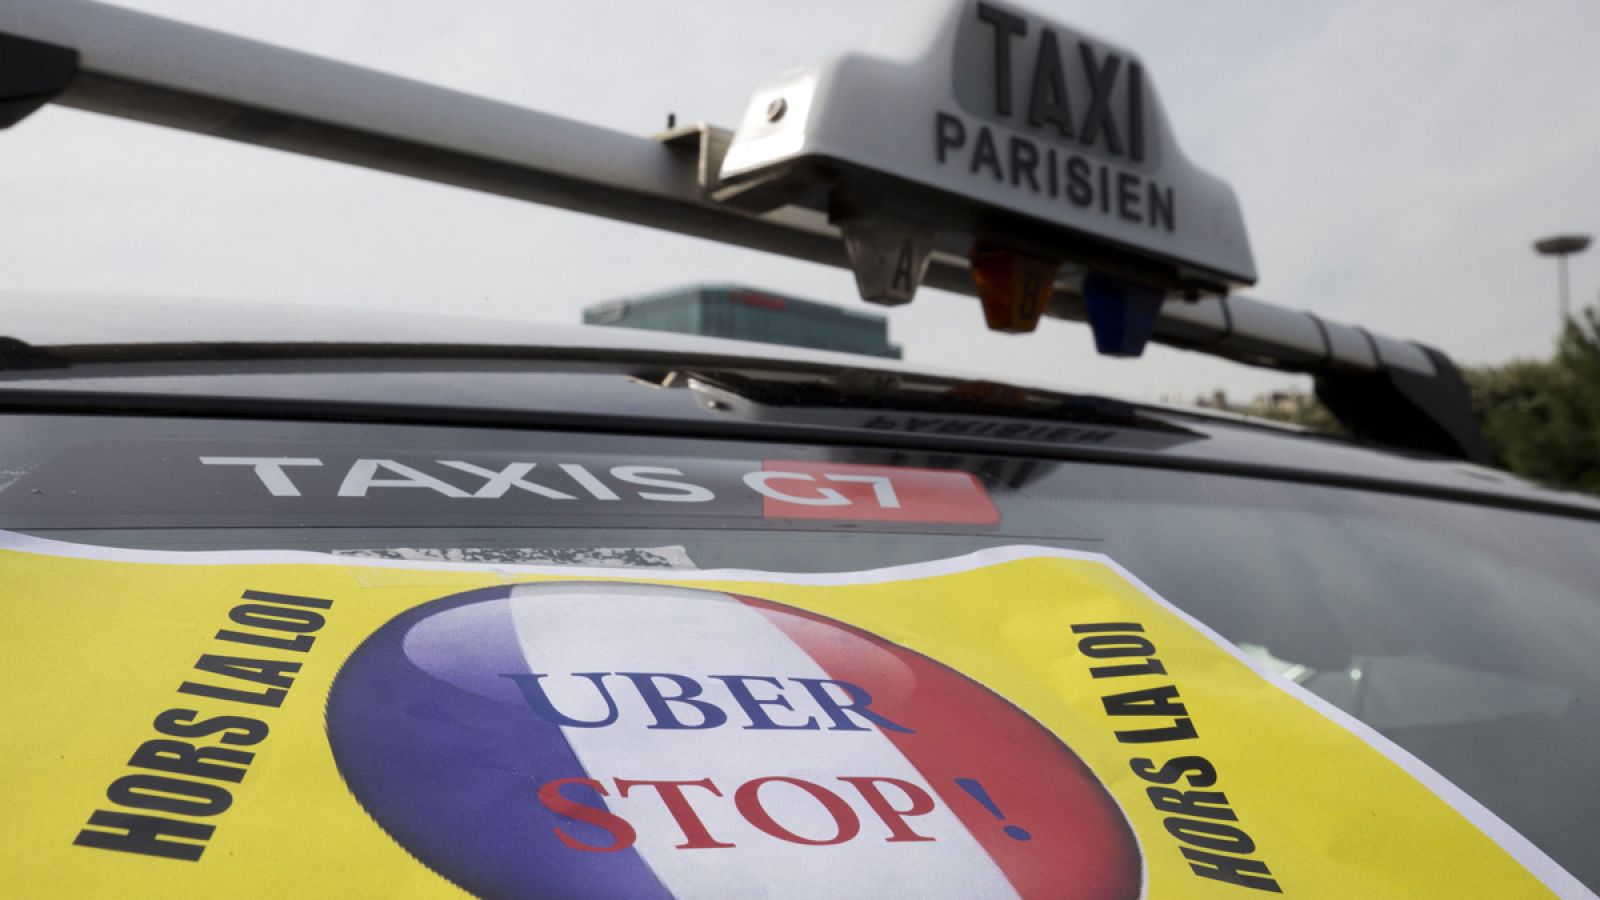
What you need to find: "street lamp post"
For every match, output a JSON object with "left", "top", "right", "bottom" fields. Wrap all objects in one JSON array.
[{"left": 1533, "top": 233, "right": 1591, "bottom": 327}]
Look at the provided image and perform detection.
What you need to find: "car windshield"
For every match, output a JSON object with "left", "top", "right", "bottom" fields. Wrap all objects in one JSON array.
[
  {"left": 5, "top": 1, "right": 1598, "bottom": 894},
  {"left": 5, "top": 411, "right": 1599, "bottom": 889}
]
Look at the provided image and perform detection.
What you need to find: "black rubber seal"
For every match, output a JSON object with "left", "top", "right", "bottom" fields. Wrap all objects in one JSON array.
[{"left": 0, "top": 31, "right": 79, "bottom": 129}]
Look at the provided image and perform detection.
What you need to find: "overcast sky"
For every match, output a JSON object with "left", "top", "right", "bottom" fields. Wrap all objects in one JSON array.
[{"left": 3, "top": 0, "right": 1597, "bottom": 403}]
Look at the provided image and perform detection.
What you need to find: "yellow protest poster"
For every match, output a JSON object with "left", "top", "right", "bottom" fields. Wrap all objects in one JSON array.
[{"left": 0, "top": 533, "right": 1580, "bottom": 897}]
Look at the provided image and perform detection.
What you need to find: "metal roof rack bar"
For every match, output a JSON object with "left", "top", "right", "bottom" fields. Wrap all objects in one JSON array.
[{"left": 0, "top": 0, "right": 1490, "bottom": 462}]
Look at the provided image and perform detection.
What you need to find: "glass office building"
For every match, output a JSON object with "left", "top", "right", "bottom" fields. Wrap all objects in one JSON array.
[{"left": 584, "top": 285, "right": 902, "bottom": 359}]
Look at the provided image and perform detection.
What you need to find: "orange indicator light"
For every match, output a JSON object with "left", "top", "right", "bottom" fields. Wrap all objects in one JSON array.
[{"left": 969, "top": 240, "right": 1060, "bottom": 334}]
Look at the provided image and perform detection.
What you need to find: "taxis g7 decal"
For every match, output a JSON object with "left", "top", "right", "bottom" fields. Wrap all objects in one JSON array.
[
  {"left": 0, "top": 533, "right": 1583, "bottom": 898},
  {"left": 0, "top": 447, "right": 1006, "bottom": 529}
]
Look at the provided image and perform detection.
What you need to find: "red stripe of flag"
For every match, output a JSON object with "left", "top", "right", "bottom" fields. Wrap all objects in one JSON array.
[{"left": 739, "top": 595, "right": 1141, "bottom": 899}]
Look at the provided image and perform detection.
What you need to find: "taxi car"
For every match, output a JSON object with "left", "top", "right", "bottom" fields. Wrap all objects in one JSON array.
[{"left": 2, "top": 0, "right": 1598, "bottom": 897}]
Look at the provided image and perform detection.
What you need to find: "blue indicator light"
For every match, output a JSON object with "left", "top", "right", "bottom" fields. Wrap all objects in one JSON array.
[{"left": 1083, "top": 273, "right": 1165, "bottom": 358}]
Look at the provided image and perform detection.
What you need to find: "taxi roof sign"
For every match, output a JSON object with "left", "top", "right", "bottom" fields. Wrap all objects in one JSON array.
[
  {"left": 0, "top": 0, "right": 1492, "bottom": 461},
  {"left": 718, "top": 0, "right": 1257, "bottom": 296}
]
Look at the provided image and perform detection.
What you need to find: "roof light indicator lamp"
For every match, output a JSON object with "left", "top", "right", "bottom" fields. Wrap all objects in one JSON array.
[
  {"left": 1081, "top": 272, "right": 1166, "bottom": 357},
  {"left": 837, "top": 212, "right": 937, "bottom": 307},
  {"left": 969, "top": 239, "right": 1060, "bottom": 333}
]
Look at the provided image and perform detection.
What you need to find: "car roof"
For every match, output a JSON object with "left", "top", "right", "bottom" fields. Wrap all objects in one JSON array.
[{"left": 3, "top": 292, "right": 1597, "bottom": 522}]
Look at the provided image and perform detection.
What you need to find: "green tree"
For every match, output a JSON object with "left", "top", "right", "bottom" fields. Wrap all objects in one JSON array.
[
  {"left": 1248, "top": 395, "right": 1344, "bottom": 434},
  {"left": 1243, "top": 304, "right": 1600, "bottom": 495},
  {"left": 1469, "top": 306, "right": 1600, "bottom": 494}
]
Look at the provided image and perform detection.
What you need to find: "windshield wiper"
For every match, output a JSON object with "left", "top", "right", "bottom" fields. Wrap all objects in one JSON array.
[{"left": 0, "top": 336, "right": 1195, "bottom": 435}]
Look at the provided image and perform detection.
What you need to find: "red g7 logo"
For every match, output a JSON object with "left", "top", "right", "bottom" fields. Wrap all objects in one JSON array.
[{"left": 751, "top": 462, "right": 999, "bottom": 524}]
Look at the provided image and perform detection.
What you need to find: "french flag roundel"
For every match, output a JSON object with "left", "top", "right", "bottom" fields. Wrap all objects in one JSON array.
[{"left": 326, "top": 581, "right": 1142, "bottom": 899}]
